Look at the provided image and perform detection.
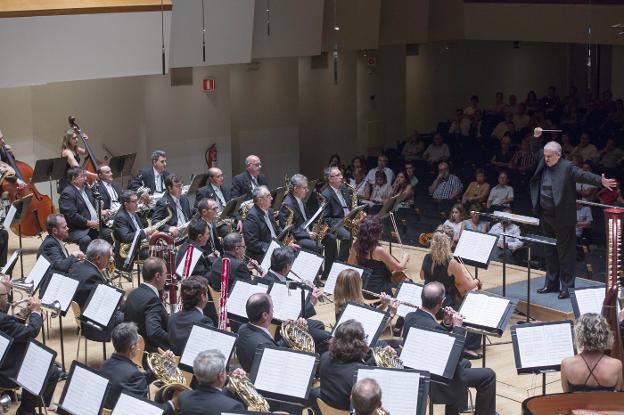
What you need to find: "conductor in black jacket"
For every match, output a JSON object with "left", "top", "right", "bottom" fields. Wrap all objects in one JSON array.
[
  {"left": 530, "top": 141, "right": 616, "bottom": 299},
  {"left": 404, "top": 282, "right": 497, "bottom": 415},
  {"left": 59, "top": 167, "right": 112, "bottom": 252},
  {"left": 231, "top": 154, "right": 268, "bottom": 199},
  {"left": 279, "top": 174, "right": 323, "bottom": 254},
  {"left": 175, "top": 349, "right": 245, "bottom": 415},
  {"left": 112, "top": 191, "right": 154, "bottom": 269},
  {"left": 0, "top": 284, "right": 60, "bottom": 415},
  {"left": 243, "top": 186, "right": 282, "bottom": 263},
  {"left": 168, "top": 276, "right": 214, "bottom": 355},
  {"left": 123, "top": 257, "right": 170, "bottom": 355},
  {"left": 127, "top": 150, "right": 170, "bottom": 195},
  {"left": 321, "top": 167, "right": 354, "bottom": 275},
  {"left": 151, "top": 174, "right": 193, "bottom": 238}
]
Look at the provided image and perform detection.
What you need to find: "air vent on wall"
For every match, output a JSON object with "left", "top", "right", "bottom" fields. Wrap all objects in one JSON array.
[
  {"left": 310, "top": 52, "right": 328, "bottom": 69},
  {"left": 170, "top": 67, "right": 193, "bottom": 86}
]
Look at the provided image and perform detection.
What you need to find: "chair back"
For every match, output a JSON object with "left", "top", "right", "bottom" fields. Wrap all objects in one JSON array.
[
  {"left": 207, "top": 285, "right": 221, "bottom": 314},
  {"left": 70, "top": 301, "right": 81, "bottom": 325},
  {"left": 316, "top": 397, "right": 350, "bottom": 415},
  {"left": 101, "top": 408, "right": 112, "bottom": 415},
  {"left": 522, "top": 391, "right": 624, "bottom": 415},
  {"left": 132, "top": 334, "right": 146, "bottom": 367}
]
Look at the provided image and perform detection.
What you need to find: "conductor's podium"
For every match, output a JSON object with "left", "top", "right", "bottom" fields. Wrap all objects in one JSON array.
[{"left": 522, "top": 391, "right": 624, "bottom": 415}]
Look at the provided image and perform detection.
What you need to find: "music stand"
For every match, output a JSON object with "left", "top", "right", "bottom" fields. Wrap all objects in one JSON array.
[
  {"left": 271, "top": 186, "right": 287, "bottom": 210},
  {"left": 329, "top": 204, "right": 367, "bottom": 235},
  {"left": 6, "top": 195, "right": 33, "bottom": 279},
  {"left": 108, "top": 153, "right": 136, "bottom": 188},
  {"left": 187, "top": 173, "right": 209, "bottom": 199},
  {"left": 454, "top": 230, "right": 498, "bottom": 282},
  {"left": 31, "top": 157, "right": 66, "bottom": 200},
  {"left": 377, "top": 193, "right": 402, "bottom": 219},
  {"left": 221, "top": 196, "right": 245, "bottom": 219}
]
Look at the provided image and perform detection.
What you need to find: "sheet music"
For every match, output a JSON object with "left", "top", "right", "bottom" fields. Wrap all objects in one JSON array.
[
  {"left": 41, "top": 273, "right": 79, "bottom": 312},
  {"left": 357, "top": 368, "right": 420, "bottom": 415},
  {"left": 24, "top": 255, "right": 51, "bottom": 289},
  {"left": 82, "top": 284, "right": 122, "bottom": 327},
  {"left": 396, "top": 283, "right": 422, "bottom": 317},
  {"left": 303, "top": 204, "right": 324, "bottom": 229},
  {"left": 124, "top": 230, "right": 141, "bottom": 267},
  {"left": 459, "top": 293, "right": 509, "bottom": 329},
  {"left": 401, "top": 327, "right": 455, "bottom": 376},
  {"left": 1, "top": 250, "right": 20, "bottom": 274},
  {"left": 227, "top": 281, "right": 270, "bottom": 318},
  {"left": 515, "top": 323, "right": 574, "bottom": 369},
  {"left": 2, "top": 204, "right": 16, "bottom": 229},
  {"left": 0, "top": 335, "right": 10, "bottom": 363},
  {"left": 180, "top": 325, "right": 237, "bottom": 369},
  {"left": 574, "top": 288, "right": 605, "bottom": 316},
  {"left": 324, "top": 263, "right": 363, "bottom": 295},
  {"left": 175, "top": 246, "right": 204, "bottom": 278},
  {"left": 334, "top": 304, "right": 385, "bottom": 347},
  {"left": 112, "top": 393, "right": 164, "bottom": 415},
  {"left": 268, "top": 283, "right": 305, "bottom": 321},
  {"left": 260, "top": 240, "right": 282, "bottom": 274},
  {"left": 61, "top": 365, "right": 108, "bottom": 415},
  {"left": 493, "top": 210, "right": 540, "bottom": 226},
  {"left": 288, "top": 250, "right": 323, "bottom": 282},
  {"left": 254, "top": 348, "right": 316, "bottom": 399},
  {"left": 454, "top": 230, "right": 498, "bottom": 265},
  {"left": 16, "top": 342, "right": 54, "bottom": 395}
]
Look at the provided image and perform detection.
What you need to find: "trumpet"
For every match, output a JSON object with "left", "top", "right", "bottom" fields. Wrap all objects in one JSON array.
[
  {"left": 12, "top": 299, "right": 62, "bottom": 321},
  {"left": 9, "top": 278, "right": 34, "bottom": 294}
]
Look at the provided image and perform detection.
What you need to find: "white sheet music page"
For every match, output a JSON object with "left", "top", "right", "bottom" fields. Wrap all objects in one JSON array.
[
  {"left": 335, "top": 304, "right": 385, "bottom": 347},
  {"left": 254, "top": 348, "right": 316, "bottom": 399},
  {"left": 288, "top": 250, "right": 323, "bottom": 282},
  {"left": 175, "top": 245, "right": 204, "bottom": 278},
  {"left": 180, "top": 325, "right": 236, "bottom": 369},
  {"left": 1, "top": 250, "right": 20, "bottom": 274},
  {"left": 2, "top": 204, "right": 16, "bottom": 229},
  {"left": 0, "top": 335, "right": 10, "bottom": 364},
  {"left": 112, "top": 393, "right": 163, "bottom": 415},
  {"left": 260, "top": 240, "right": 282, "bottom": 275},
  {"left": 574, "top": 288, "right": 605, "bottom": 316},
  {"left": 455, "top": 230, "right": 497, "bottom": 265},
  {"left": 357, "top": 368, "right": 420, "bottom": 415},
  {"left": 401, "top": 327, "right": 455, "bottom": 376},
  {"left": 515, "top": 323, "right": 574, "bottom": 369},
  {"left": 396, "top": 283, "right": 422, "bottom": 317},
  {"left": 61, "top": 365, "right": 108, "bottom": 415},
  {"left": 227, "top": 281, "right": 270, "bottom": 318},
  {"left": 41, "top": 273, "right": 79, "bottom": 312},
  {"left": 269, "top": 283, "right": 304, "bottom": 321},
  {"left": 24, "top": 255, "right": 50, "bottom": 289},
  {"left": 459, "top": 293, "right": 509, "bottom": 329},
  {"left": 16, "top": 342, "right": 54, "bottom": 396},
  {"left": 324, "top": 263, "right": 363, "bottom": 296},
  {"left": 82, "top": 284, "right": 122, "bottom": 327}
]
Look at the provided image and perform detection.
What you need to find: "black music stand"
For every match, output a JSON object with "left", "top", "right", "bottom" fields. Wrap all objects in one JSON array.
[
  {"left": 271, "top": 186, "right": 287, "bottom": 210},
  {"left": 31, "top": 157, "right": 66, "bottom": 199},
  {"left": 187, "top": 173, "right": 209, "bottom": 198},
  {"left": 108, "top": 153, "right": 136, "bottom": 188},
  {"left": 5, "top": 195, "right": 33, "bottom": 279}
]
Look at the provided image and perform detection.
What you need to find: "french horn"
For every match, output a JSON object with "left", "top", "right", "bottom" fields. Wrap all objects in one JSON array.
[
  {"left": 280, "top": 320, "right": 315, "bottom": 353},
  {"left": 227, "top": 372, "right": 271, "bottom": 412},
  {"left": 372, "top": 347, "right": 404, "bottom": 369}
]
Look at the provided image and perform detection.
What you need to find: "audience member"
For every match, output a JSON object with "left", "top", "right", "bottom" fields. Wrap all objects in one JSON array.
[
  {"left": 367, "top": 171, "right": 392, "bottom": 205},
  {"left": 423, "top": 134, "right": 450, "bottom": 166},
  {"left": 597, "top": 137, "right": 624, "bottom": 173},
  {"left": 429, "top": 162, "right": 463, "bottom": 208},
  {"left": 560, "top": 133, "right": 575, "bottom": 159},
  {"left": 442, "top": 204, "right": 465, "bottom": 243},
  {"left": 464, "top": 95, "right": 480, "bottom": 118},
  {"left": 461, "top": 168, "right": 490, "bottom": 207},
  {"left": 463, "top": 204, "right": 489, "bottom": 233},
  {"left": 575, "top": 201, "right": 593, "bottom": 238},
  {"left": 349, "top": 166, "right": 369, "bottom": 199},
  {"left": 576, "top": 162, "right": 599, "bottom": 201},
  {"left": 449, "top": 109, "right": 471, "bottom": 137},
  {"left": 365, "top": 154, "right": 394, "bottom": 186},
  {"left": 401, "top": 131, "right": 425, "bottom": 162},
  {"left": 390, "top": 171, "right": 414, "bottom": 208},
  {"left": 492, "top": 112, "right": 515, "bottom": 140},
  {"left": 490, "top": 135, "right": 514, "bottom": 172},
  {"left": 512, "top": 103, "right": 530, "bottom": 130},
  {"left": 509, "top": 136, "right": 537, "bottom": 181},
  {"left": 404, "top": 162, "right": 419, "bottom": 188},
  {"left": 488, "top": 209, "right": 523, "bottom": 262},
  {"left": 571, "top": 132, "right": 599, "bottom": 163}
]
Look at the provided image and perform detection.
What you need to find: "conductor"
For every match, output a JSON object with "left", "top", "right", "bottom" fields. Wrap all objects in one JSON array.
[{"left": 530, "top": 141, "right": 616, "bottom": 299}]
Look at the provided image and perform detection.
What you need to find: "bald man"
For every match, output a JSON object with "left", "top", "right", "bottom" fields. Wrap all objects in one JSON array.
[
  {"left": 195, "top": 167, "right": 232, "bottom": 212},
  {"left": 231, "top": 155, "right": 268, "bottom": 200}
]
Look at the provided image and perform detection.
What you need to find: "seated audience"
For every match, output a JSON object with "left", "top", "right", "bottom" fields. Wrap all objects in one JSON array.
[
  {"left": 346, "top": 156, "right": 367, "bottom": 181},
  {"left": 463, "top": 204, "right": 489, "bottom": 233},
  {"left": 490, "top": 134, "right": 514, "bottom": 173},
  {"left": 351, "top": 378, "right": 387, "bottom": 415},
  {"left": 349, "top": 166, "right": 369, "bottom": 199},
  {"left": 461, "top": 168, "right": 490, "bottom": 207},
  {"left": 390, "top": 171, "right": 414, "bottom": 208},
  {"left": 576, "top": 162, "right": 599, "bottom": 201},
  {"left": 365, "top": 154, "right": 394, "bottom": 186},
  {"left": 423, "top": 134, "right": 450, "bottom": 166},
  {"left": 571, "top": 132, "right": 599, "bottom": 163},
  {"left": 487, "top": 171, "right": 514, "bottom": 210},
  {"left": 575, "top": 201, "right": 593, "bottom": 239},
  {"left": 560, "top": 133, "right": 575, "bottom": 159},
  {"left": 429, "top": 162, "right": 463, "bottom": 208},
  {"left": 488, "top": 209, "right": 523, "bottom": 262},
  {"left": 448, "top": 109, "right": 471, "bottom": 137},
  {"left": 367, "top": 171, "right": 392, "bottom": 206},
  {"left": 442, "top": 203, "right": 465, "bottom": 243},
  {"left": 509, "top": 136, "right": 537, "bottom": 181},
  {"left": 512, "top": 103, "right": 530, "bottom": 129},
  {"left": 561, "top": 313, "right": 623, "bottom": 392},
  {"left": 404, "top": 162, "right": 419, "bottom": 188},
  {"left": 492, "top": 112, "right": 515, "bottom": 140},
  {"left": 464, "top": 95, "right": 480, "bottom": 118},
  {"left": 401, "top": 131, "right": 425, "bottom": 161},
  {"left": 597, "top": 137, "right": 624, "bottom": 174}
]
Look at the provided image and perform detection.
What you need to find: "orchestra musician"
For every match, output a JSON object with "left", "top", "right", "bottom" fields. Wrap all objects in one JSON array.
[
  {"left": 208, "top": 232, "right": 253, "bottom": 293},
  {"left": 231, "top": 154, "right": 268, "bottom": 199},
  {"left": 112, "top": 190, "right": 154, "bottom": 269},
  {"left": 196, "top": 198, "right": 223, "bottom": 256},
  {"left": 351, "top": 378, "right": 387, "bottom": 415},
  {"left": 404, "top": 282, "right": 497, "bottom": 415},
  {"left": 94, "top": 165, "right": 121, "bottom": 220},
  {"left": 279, "top": 174, "right": 322, "bottom": 253},
  {"left": 151, "top": 174, "right": 193, "bottom": 238},
  {"left": 322, "top": 167, "right": 354, "bottom": 275},
  {"left": 243, "top": 185, "right": 282, "bottom": 262},
  {"left": 175, "top": 218, "right": 216, "bottom": 281},
  {"left": 59, "top": 167, "right": 112, "bottom": 252},
  {"left": 59, "top": 127, "right": 97, "bottom": 193},
  {"left": 127, "top": 150, "right": 170, "bottom": 196},
  {"left": 0, "top": 283, "right": 61, "bottom": 415},
  {"left": 195, "top": 167, "right": 231, "bottom": 213}
]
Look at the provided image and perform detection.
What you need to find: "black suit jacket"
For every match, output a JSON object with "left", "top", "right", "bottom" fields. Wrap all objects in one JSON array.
[
  {"left": 279, "top": 194, "right": 311, "bottom": 240},
  {"left": 37, "top": 235, "right": 78, "bottom": 274},
  {"left": 112, "top": 209, "right": 146, "bottom": 262},
  {"left": 123, "top": 284, "right": 169, "bottom": 352},
  {"left": 177, "top": 384, "right": 245, "bottom": 415},
  {"left": 168, "top": 308, "right": 214, "bottom": 356},
  {"left": 194, "top": 184, "right": 231, "bottom": 210},
  {"left": 208, "top": 253, "right": 252, "bottom": 292},
  {"left": 321, "top": 185, "right": 353, "bottom": 227},
  {"left": 235, "top": 323, "right": 277, "bottom": 372},
  {"left": 175, "top": 242, "right": 212, "bottom": 279},
  {"left": 0, "top": 312, "right": 43, "bottom": 382},
  {"left": 263, "top": 270, "right": 316, "bottom": 318},
  {"left": 530, "top": 156, "right": 602, "bottom": 227},
  {"left": 231, "top": 171, "right": 268, "bottom": 199},
  {"left": 68, "top": 260, "right": 107, "bottom": 309},
  {"left": 152, "top": 193, "right": 193, "bottom": 233},
  {"left": 128, "top": 167, "right": 170, "bottom": 193},
  {"left": 94, "top": 180, "right": 121, "bottom": 210},
  {"left": 243, "top": 205, "right": 280, "bottom": 262},
  {"left": 319, "top": 352, "right": 367, "bottom": 411},
  {"left": 99, "top": 353, "right": 154, "bottom": 409},
  {"left": 59, "top": 185, "right": 97, "bottom": 240}
]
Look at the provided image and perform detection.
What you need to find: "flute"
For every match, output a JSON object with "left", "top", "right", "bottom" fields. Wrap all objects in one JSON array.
[
  {"left": 288, "top": 269, "right": 334, "bottom": 304},
  {"left": 362, "top": 289, "right": 419, "bottom": 309}
]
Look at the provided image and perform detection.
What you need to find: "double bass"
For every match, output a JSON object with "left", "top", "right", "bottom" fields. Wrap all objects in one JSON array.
[
  {"left": 0, "top": 133, "right": 54, "bottom": 237},
  {"left": 68, "top": 116, "right": 102, "bottom": 185}
]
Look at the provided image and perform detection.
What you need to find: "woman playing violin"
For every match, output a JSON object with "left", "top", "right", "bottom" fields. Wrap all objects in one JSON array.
[{"left": 59, "top": 128, "right": 97, "bottom": 193}]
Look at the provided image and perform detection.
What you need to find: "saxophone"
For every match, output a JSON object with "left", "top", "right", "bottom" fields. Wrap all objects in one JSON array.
[
  {"left": 227, "top": 373, "right": 271, "bottom": 412},
  {"left": 119, "top": 207, "right": 173, "bottom": 259},
  {"left": 310, "top": 191, "right": 329, "bottom": 241},
  {"left": 280, "top": 204, "right": 295, "bottom": 246},
  {"left": 343, "top": 181, "right": 366, "bottom": 236}
]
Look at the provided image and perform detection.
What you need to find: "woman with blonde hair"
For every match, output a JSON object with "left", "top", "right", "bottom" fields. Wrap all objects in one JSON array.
[
  {"left": 333, "top": 269, "right": 396, "bottom": 319},
  {"left": 59, "top": 127, "right": 97, "bottom": 192},
  {"left": 561, "top": 313, "right": 623, "bottom": 392}
]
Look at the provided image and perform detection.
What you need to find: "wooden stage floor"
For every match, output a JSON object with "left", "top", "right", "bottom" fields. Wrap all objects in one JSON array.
[{"left": 4, "top": 234, "right": 566, "bottom": 415}]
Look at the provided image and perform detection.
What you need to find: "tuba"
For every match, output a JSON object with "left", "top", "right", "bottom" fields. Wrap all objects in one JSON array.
[
  {"left": 372, "top": 347, "right": 404, "bottom": 369},
  {"left": 280, "top": 320, "right": 315, "bottom": 353},
  {"left": 227, "top": 373, "right": 271, "bottom": 412}
]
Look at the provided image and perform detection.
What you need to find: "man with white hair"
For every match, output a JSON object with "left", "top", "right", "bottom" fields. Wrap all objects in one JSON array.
[
  {"left": 231, "top": 154, "right": 269, "bottom": 199},
  {"left": 530, "top": 141, "right": 616, "bottom": 299}
]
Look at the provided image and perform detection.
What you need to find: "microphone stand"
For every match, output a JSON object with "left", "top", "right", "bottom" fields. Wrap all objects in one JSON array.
[{"left": 285, "top": 280, "right": 308, "bottom": 319}]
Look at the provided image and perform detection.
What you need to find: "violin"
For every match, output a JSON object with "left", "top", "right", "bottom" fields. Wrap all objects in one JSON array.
[
  {"left": 68, "top": 116, "right": 103, "bottom": 185},
  {"left": 0, "top": 133, "right": 55, "bottom": 237}
]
